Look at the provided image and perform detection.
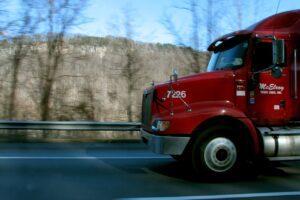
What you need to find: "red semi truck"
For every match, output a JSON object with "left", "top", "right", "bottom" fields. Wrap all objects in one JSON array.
[{"left": 141, "top": 10, "right": 300, "bottom": 178}]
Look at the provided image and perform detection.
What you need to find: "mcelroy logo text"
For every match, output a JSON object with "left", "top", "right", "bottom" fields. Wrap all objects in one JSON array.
[{"left": 259, "top": 83, "right": 284, "bottom": 95}]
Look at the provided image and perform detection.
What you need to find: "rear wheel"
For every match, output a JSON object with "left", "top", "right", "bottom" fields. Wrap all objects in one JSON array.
[{"left": 191, "top": 125, "right": 242, "bottom": 178}]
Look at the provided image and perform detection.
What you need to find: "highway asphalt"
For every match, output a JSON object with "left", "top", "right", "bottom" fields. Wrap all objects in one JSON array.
[{"left": 0, "top": 142, "right": 300, "bottom": 200}]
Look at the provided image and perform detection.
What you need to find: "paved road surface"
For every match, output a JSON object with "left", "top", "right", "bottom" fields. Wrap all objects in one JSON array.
[{"left": 0, "top": 142, "right": 300, "bottom": 200}]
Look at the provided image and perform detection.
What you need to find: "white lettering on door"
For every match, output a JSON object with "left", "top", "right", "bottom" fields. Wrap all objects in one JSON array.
[{"left": 259, "top": 83, "right": 284, "bottom": 95}]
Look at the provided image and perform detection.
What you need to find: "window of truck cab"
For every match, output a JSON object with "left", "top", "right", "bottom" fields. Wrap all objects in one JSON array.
[
  {"left": 207, "top": 38, "right": 249, "bottom": 72},
  {"left": 252, "top": 39, "right": 287, "bottom": 72},
  {"left": 252, "top": 40, "right": 273, "bottom": 72}
]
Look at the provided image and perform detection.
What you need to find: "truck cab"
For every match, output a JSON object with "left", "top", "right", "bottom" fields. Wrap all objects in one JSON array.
[{"left": 141, "top": 10, "right": 300, "bottom": 178}]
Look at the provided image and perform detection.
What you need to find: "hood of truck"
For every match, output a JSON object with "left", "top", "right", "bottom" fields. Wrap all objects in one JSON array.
[{"left": 152, "top": 70, "right": 236, "bottom": 117}]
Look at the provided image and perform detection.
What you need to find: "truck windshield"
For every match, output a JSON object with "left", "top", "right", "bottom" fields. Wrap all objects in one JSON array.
[{"left": 207, "top": 39, "right": 249, "bottom": 72}]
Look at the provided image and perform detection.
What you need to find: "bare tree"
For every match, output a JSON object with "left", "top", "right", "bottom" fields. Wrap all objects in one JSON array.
[
  {"left": 205, "top": 0, "right": 215, "bottom": 64},
  {"left": 107, "top": 6, "right": 144, "bottom": 122},
  {"left": 31, "top": 0, "right": 88, "bottom": 120},
  {"left": 122, "top": 6, "right": 141, "bottom": 122},
  {"left": 233, "top": 0, "right": 244, "bottom": 30},
  {"left": 7, "top": 0, "right": 40, "bottom": 119},
  {"left": 162, "top": 0, "right": 204, "bottom": 73},
  {"left": 205, "top": 0, "right": 226, "bottom": 63}
]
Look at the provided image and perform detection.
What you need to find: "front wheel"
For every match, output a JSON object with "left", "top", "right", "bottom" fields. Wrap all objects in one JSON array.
[{"left": 191, "top": 125, "right": 242, "bottom": 178}]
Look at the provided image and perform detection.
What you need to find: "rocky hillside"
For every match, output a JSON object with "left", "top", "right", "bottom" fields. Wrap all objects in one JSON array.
[{"left": 0, "top": 36, "right": 208, "bottom": 140}]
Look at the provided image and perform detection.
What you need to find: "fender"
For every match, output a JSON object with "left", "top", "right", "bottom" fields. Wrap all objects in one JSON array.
[{"left": 155, "top": 101, "right": 261, "bottom": 154}]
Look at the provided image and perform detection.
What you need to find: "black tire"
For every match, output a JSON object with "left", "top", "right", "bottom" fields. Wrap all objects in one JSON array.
[{"left": 191, "top": 125, "right": 242, "bottom": 179}]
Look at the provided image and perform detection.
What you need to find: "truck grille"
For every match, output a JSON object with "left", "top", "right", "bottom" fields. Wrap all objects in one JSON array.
[{"left": 141, "top": 88, "right": 153, "bottom": 131}]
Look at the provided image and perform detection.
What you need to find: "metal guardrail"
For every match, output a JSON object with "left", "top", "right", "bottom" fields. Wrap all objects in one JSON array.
[{"left": 0, "top": 120, "right": 141, "bottom": 131}]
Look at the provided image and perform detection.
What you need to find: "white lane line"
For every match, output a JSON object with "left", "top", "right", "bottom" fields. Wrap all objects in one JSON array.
[
  {"left": 0, "top": 156, "right": 170, "bottom": 160},
  {"left": 120, "top": 191, "right": 300, "bottom": 200}
]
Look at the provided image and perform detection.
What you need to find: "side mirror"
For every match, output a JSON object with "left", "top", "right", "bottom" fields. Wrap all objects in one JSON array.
[
  {"left": 272, "top": 39, "right": 285, "bottom": 65},
  {"left": 271, "top": 66, "right": 282, "bottom": 79}
]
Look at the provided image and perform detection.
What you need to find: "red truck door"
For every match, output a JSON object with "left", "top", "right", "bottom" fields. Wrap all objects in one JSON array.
[{"left": 247, "top": 40, "right": 290, "bottom": 125}]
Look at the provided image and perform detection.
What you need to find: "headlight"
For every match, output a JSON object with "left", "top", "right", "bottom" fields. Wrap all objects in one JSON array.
[{"left": 152, "top": 120, "right": 171, "bottom": 132}]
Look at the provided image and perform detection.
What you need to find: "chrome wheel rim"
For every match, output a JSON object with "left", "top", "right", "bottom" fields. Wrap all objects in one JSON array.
[{"left": 204, "top": 137, "right": 237, "bottom": 172}]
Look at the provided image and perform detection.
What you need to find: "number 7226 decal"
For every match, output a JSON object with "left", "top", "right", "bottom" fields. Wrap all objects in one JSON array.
[{"left": 167, "top": 90, "right": 187, "bottom": 98}]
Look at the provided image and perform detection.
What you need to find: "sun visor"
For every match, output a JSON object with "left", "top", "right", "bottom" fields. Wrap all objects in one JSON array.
[{"left": 208, "top": 30, "right": 252, "bottom": 51}]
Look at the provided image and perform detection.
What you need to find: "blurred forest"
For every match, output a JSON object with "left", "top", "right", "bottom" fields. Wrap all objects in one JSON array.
[
  {"left": 0, "top": 0, "right": 266, "bottom": 140},
  {"left": 0, "top": 36, "right": 207, "bottom": 122},
  {"left": 0, "top": 0, "right": 211, "bottom": 123}
]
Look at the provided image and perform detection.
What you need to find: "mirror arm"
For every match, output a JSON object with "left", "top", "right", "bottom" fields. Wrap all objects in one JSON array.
[{"left": 252, "top": 65, "right": 275, "bottom": 77}]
